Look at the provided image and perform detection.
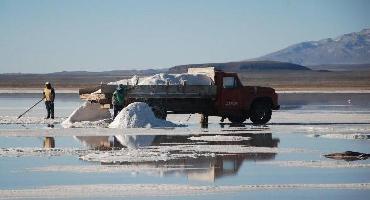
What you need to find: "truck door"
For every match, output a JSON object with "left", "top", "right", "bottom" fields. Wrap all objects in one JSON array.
[{"left": 220, "top": 76, "right": 242, "bottom": 110}]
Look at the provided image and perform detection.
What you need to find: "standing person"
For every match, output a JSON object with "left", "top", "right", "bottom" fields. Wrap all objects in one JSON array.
[
  {"left": 112, "top": 84, "right": 126, "bottom": 119},
  {"left": 43, "top": 82, "right": 55, "bottom": 119}
]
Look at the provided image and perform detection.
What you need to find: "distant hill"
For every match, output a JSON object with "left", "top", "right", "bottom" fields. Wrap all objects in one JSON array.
[
  {"left": 308, "top": 63, "right": 370, "bottom": 71},
  {"left": 169, "top": 61, "right": 310, "bottom": 73},
  {"left": 255, "top": 28, "right": 370, "bottom": 66},
  {"left": 48, "top": 68, "right": 166, "bottom": 76},
  {"left": 0, "top": 68, "right": 166, "bottom": 89}
]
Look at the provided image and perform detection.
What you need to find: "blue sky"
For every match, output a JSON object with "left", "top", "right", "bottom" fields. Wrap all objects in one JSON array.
[{"left": 0, "top": 0, "right": 369, "bottom": 73}]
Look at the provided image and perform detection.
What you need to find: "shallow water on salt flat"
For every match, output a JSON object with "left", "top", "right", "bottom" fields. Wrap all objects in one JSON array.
[{"left": 0, "top": 92, "right": 370, "bottom": 199}]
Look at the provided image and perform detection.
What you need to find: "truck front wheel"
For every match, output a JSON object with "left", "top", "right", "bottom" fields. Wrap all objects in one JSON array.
[{"left": 250, "top": 101, "right": 272, "bottom": 124}]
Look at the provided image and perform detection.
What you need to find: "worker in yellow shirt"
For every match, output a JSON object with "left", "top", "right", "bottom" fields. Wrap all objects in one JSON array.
[{"left": 43, "top": 82, "right": 55, "bottom": 119}]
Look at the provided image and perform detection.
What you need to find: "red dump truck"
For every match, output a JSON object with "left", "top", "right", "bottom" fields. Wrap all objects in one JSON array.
[{"left": 79, "top": 67, "right": 280, "bottom": 124}]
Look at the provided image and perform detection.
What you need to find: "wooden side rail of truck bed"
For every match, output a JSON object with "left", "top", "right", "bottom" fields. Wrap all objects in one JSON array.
[{"left": 79, "top": 84, "right": 217, "bottom": 106}]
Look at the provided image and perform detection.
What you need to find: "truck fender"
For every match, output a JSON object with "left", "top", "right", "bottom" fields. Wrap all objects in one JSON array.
[{"left": 250, "top": 97, "right": 273, "bottom": 109}]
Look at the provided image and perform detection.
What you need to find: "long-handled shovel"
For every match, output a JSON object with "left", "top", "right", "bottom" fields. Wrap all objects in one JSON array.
[{"left": 17, "top": 97, "right": 45, "bottom": 119}]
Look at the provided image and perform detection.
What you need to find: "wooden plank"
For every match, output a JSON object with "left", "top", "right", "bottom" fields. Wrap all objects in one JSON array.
[
  {"left": 80, "top": 93, "right": 106, "bottom": 101},
  {"left": 79, "top": 85, "right": 101, "bottom": 95}
]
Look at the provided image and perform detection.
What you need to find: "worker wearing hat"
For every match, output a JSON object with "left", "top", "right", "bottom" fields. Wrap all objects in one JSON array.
[
  {"left": 43, "top": 82, "right": 55, "bottom": 119},
  {"left": 112, "top": 84, "right": 126, "bottom": 119}
]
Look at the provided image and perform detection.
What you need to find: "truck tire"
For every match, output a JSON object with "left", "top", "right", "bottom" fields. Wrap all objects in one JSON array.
[
  {"left": 228, "top": 115, "right": 247, "bottom": 124},
  {"left": 152, "top": 106, "right": 167, "bottom": 120},
  {"left": 250, "top": 101, "right": 272, "bottom": 124}
]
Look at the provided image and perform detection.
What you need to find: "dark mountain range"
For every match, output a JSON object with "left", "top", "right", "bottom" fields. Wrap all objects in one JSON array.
[
  {"left": 169, "top": 61, "right": 310, "bottom": 73},
  {"left": 308, "top": 63, "right": 370, "bottom": 71},
  {"left": 47, "top": 68, "right": 167, "bottom": 76},
  {"left": 255, "top": 28, "right": 370, "bottom": 66},
  {"left": 3, "top": 28, "right": 369, "bottom": 77}
]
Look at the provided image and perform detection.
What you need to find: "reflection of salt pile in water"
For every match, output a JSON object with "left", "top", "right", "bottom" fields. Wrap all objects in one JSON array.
[
  {"left": 108, "top": 73, "right": 212, "bottom": 86},
  {"left": 62, "top": 102, "right": 112, "bottom": 128},
  {"left": 115, "top": 135, "right": 155, "bottom": 148},
  {"left": 109, "top": 102, "right": 182, "bottom": 128}
]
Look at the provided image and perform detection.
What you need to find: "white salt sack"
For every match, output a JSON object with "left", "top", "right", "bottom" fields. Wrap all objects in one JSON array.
[
  {"left": 62, "top": 102, "right": 112, "bottom": 128},
  {"left": 109, "top": 102, "right": 182, "bottom": 128}
]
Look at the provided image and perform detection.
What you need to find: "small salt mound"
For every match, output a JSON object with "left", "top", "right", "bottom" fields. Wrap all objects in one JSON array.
[
  {"left": 109, "top": 102, "right": 181, "bottom": 128},
  {"left": 62, "top": 102, "right": 112, "bottom": 128},
  {"left": 138, "top": 73, "right": 212, "bottom": 85}
]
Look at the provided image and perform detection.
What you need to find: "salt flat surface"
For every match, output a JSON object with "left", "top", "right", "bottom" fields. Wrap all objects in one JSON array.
[
  {"left": 297, "top": 125, "right": 370, "bottom": 134},
  {"left": 1, "top": 92, "right": 370, "bottom": 200},
  {"left": 29, "top": 164, "right": 205, "bottom": 174},
  {"left": 269, "top": 111, "right": 370, "bottom": 124},
  {"left": 0, "top": 144, "right": 304, "bottom": 162},
  {"left": 1, "top": 183, "right": 369, "bottom": 199},
  {"left": 0, "top": 125, "right": 273, "bottom": 137},
  {"left": 188, "top": 135, "right": 252, "bottom": 142},
  {"left": 2, "top": 104, "right": 370, "bottom": 137},
  {"left": 80, "top": 145, "right": 307, "bottom": 163},
  {"left": 156, "top": 110, "right": 370, "bottom": 126},
  {"left": 0, "top": 128, "right": 212, "bottom": 137},
  {"left": 0, "top": 147, "right": 87, "bottom": 157},
  {"left": 0, "top": 116, "right": 63, "bottom": 125},
  {"left": 259, "top": 160, "right": 370, "bottom": 168},
  {"left": 307, "top": 133, "right": 370, "bottom": 140},
  {"left": 30, "top": 159, "right": 370, "bottom": 175}
]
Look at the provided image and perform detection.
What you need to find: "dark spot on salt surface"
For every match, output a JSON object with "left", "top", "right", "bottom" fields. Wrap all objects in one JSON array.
[{"left": 324, "top": 151, "right": 370, "bottom": 161}]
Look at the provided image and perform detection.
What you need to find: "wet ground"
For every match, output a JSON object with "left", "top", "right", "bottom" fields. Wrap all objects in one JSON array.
[{"left": 0, "top": 92, "right": 370, "bottom": 199}]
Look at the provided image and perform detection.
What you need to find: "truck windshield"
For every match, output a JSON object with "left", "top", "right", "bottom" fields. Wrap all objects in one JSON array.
[{"left": 223, "top": 77, "right": 236, "bottom": 88}]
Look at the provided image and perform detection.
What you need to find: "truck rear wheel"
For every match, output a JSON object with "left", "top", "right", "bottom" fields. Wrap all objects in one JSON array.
[
  {"left": 228, "top": 115, "right": 247, "bottom": 124},
  {"left": 250, "top": 101, "right": 272, "bottom": 124}
]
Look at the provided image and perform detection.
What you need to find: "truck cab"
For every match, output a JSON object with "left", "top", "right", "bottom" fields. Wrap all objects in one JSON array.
[{"left": 211, "top": 69, "right": 279, "bottom": 124}]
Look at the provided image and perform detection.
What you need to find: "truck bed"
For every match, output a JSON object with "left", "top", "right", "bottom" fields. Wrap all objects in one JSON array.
[{"left": 79, "top": 84, "right": 217, "bottom": 105}]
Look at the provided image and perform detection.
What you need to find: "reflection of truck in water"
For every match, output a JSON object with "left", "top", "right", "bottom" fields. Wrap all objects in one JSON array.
[
  {"left": 74, "top": 131, "right": 279, "bottom": 182},
  {"left": 79, "top": 67, "right": 280, "bottom": 124}
]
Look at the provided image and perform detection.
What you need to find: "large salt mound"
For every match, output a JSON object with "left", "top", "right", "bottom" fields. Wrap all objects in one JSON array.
[
  {"left": 108, "top": 73, "right": 212, "bottom": 86},
  {"left": 138, "top": 73, "right": 212, "bottom": 85},
  {"left": 109, "top": 102, "right": 181, "bottom": 128},
  {"left": 62, "top": 102, "right": 112, "bottom": 128}
]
